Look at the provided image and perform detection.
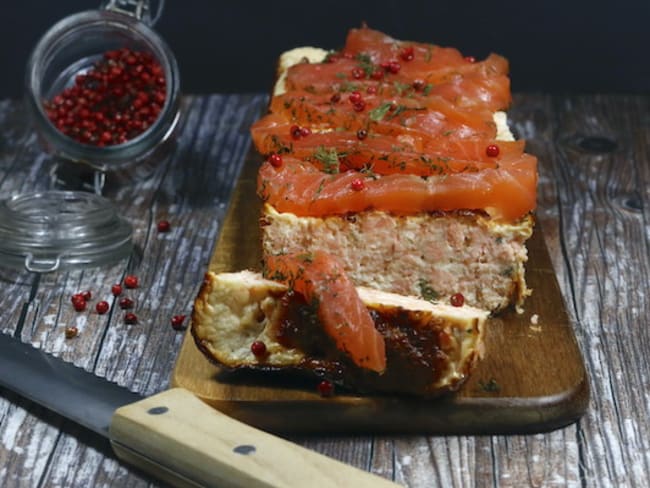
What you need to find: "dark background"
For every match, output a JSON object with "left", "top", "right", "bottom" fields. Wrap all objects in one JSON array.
[{"left": 2, "top": 0, "right": 649, "bottom": 98}]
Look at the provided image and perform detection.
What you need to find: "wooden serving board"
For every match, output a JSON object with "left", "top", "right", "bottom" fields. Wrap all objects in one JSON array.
[{"left": 171, "top": 152, "right": 589, "bottom": 435}]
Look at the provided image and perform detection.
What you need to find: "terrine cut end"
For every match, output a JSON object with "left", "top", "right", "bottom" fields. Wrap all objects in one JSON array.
[
  {"left": 192, "top": 271, "right": 487, "bottom": 396},
  {"left": 261, "top": 204, "right": 533, "bottom": 313}
]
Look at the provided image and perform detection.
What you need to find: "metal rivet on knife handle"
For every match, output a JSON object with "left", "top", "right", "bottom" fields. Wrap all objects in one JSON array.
[
  {"left": 147, "top": 406, "right": 169, "bottom": 415},
  {"left": 233, "top": 445, "right": 256, "bottom": 455}
]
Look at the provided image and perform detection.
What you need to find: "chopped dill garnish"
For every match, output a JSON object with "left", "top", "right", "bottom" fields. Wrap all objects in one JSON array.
[
  {"left": 368, "top": 102, "right": 394, "bottom": 122},
  {"left": 312, "top": 146, "right": 340, "bottom": 174}
]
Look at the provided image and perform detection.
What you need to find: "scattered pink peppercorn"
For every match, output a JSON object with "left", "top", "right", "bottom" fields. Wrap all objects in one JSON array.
[
  {"left": 95, "top": 301, "right": 110, "bottom": 314},
  {"left": 250, "top": 340, "right": 267, "bottom": 357},
  {"left": 124, "top": 313, "right": 138, "bottom": 325},
  {"left": 317, "top": 380, "right": 334, "bottom": 397},
  {"left": 351, "top": 178, "right": 365, "bottom": 191},
  {"left": 119, "top": 297, "right": 134, "bottom": 310},
  {"left": 412, "top": 79, "right": 425, "bottom": 91},
  {"left": 400, "top": 46, "right": 415, "bottom": 61},
  {"left": 450, "top": 293, "right": 465, "bottom": 307},
  {"left": 348, "top": 91, "right": 363, "bottom": 104},
  {"left": 370, "top": 69, "right": 384, "bottom": 80},
  {"left": 72, "top": 298, "right": 86, "bottom": 312},
  {"left": 381, "top": 60, "right": 401, "bottom": 74},
  {"left": 290, "top": 125, "right": 302, "bottom": 140},
  {"left": 268, "top": 153, "right": 283, "bottom": 168},
  {"left": 171, "top": 315, "right": 186, "bottom": 330},
  {"left": 111, "top": 284, "right": 123, "bottom": 296},
  {"left": 157, "top": 220, "right": 171, "bottom": 232},
  {"left": 356, "top": 129, "right": 368, "bottom": 140},
  {"left": 65, "top": 326, "right": 79, "bottom": 339},
  {"left": 351, "top": 67, "right": 365, "bottom": 79},
  {"left": 330, "top": 93, "right": 341, "bottom": 103},
  {"left": 81, "top": 290, "right": 92, "bottom": 301},
  {"left": 464, "top": 56, "right": 476, "bottom": 63},
  {"left": 486, "top": 144, "right": 500, "bottom": 157},
  {"left": 124, "top": 275, "right": 139, "bottom": 289}
]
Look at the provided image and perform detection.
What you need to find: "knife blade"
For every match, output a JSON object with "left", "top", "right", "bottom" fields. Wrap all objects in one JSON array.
[{"left": 0, "top": 332, "right": 399, "bottom": 488}]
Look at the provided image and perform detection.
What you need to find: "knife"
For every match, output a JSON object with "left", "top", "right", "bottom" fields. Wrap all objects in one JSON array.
[{"left": 0, "top": 332, "right": 399, "bottom": 488}]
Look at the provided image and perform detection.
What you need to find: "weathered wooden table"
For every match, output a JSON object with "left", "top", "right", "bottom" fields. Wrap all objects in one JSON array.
[{"left": 0, "top": 94, "right": 647, "bottom": 487}]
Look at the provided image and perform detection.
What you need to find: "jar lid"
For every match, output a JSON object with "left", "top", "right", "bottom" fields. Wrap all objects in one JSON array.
[{"left": 0, "top": 191, "right": 132, "bottom": 273}]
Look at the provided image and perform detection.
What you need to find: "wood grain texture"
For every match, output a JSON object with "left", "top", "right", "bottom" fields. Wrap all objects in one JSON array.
[{"left": 0, "top": 94, "right": 648, "bottom": 487}]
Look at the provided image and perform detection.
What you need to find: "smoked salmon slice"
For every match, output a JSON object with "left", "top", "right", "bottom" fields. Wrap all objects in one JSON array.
[
  {"left": 264, "top": 251, "right": 386, "bottom": 373},
  {"left": 340, "top": 27, "right": 509, "bottom": 82},
  {"left": 252, "top": 119, "right": 524, "bottom": 161},
  {"left": 258, "top": 154, "right": 537, "bottom": 222},
  {"left": 253, "top": 26, "right": 537, "bottom": 223},
  {"left": 251, "top": 121, "right": 525, "bottom": 176},
  {"left": 269, "top": 90, "right": 497, "bottom": 137},
  {"left": 283, "top": 27, "right": 511, "bottom": 112},
  {"left": 342, "top": 27, "right": 468, "bottom": 70},
  {"left": 285, "top": 64, "right": 510, "bottom": 112}
]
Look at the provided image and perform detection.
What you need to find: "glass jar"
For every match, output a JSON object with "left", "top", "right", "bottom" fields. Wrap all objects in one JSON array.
[
  {"left": 2, "top": 1, "right": 180, "bottom": 272},
  {"left": 24, "top": 1, "right": 180, "bottom": 176}
]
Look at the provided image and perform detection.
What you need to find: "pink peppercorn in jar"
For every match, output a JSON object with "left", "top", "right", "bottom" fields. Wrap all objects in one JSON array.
[
  {"left": 25, "top": 1, "right": 180, "bottom": 178},
  {"left": 0, "top": 2, "right": 181, "bottom": 273}
]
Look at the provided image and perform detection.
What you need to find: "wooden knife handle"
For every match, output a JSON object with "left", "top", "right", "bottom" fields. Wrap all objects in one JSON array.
[{"left": 109, "top": 388, "right": 400, "bottom": 488}]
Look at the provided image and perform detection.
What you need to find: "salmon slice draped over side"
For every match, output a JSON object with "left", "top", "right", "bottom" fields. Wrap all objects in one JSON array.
[{"left": 264, "top": 251, "right": 387, "bottom": 373}]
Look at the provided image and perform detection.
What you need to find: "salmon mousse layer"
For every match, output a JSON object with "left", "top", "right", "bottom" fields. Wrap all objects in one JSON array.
[{"left": 261, "top": 205, "right": 533, "bottom": 313}]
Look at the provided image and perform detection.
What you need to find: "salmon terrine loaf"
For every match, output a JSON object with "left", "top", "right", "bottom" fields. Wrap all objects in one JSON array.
[
  {"left": 192, "top": 27, "right": 537, "bottom": 396},
  {"left": 252, "top": 27, "right": 537, "bottom": 313}
]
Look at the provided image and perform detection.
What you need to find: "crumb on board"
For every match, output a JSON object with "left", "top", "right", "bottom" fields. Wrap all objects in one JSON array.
[{"left": 530, "top": 313, "right": 539, "bottom": 325}]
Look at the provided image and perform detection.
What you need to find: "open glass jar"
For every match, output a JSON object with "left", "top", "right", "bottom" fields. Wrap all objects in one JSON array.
[
  {"left": 2, "top": 1, "right": 180, "bottom": 272},
  {"left": 25, "top": 1, "right": 180, "bottom": 175}
]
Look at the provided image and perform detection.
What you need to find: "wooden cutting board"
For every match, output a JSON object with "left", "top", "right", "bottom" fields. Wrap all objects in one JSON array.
[{"left": 171, "top": 152, "right": 589, "bottom": 435}]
